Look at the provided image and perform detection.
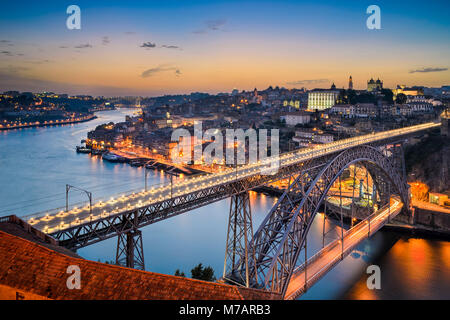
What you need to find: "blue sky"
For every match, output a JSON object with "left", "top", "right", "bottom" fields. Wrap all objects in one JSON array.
[{"left": 0, "top": 0, "right": 449, "bottom": 96}]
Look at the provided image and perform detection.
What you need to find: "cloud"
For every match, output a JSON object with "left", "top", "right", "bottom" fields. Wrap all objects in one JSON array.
[
  {"left": 59, "top": 46, "right": 69, "bottom": 49},
  {"left": 286, "top": 79, "right": 329, "bottom": 85},
  {"left": 140, "top": 42, "right": 156, "bottom": 48},
  {"left": 141, "top": 65, "right": 181, "bottom": 78},
  {"left": 124, "top": 31, "right": 136, "bottom": 35},
  {"left": 0, "top": 65, "right": 31, "bottom": 74},
  {"left": 0, "top": 40, "right": 13, "bottom": 46},
  {"left": 101, "top": 36, "right": 110, "bottom": 46},
  {"left": 193, "top": 19, "right": 227, "bottom": 34},
  {"left": 74, "top": 43, "right": 93, "bottom": 49},
  {"left": 0, "top": 66, "right": 143, "bottom": 96},
  {"left": 0, "top": 50, "right": 22, "bottom": 56},
  {"left": 206, "top": 19, "right": 227, "bottom": 30},
  {"left": 161, "top": 44, "right": 181, "bottom": 50},
  {"left": 409, "top": 67, "right": 448, "bottom": 74},
  {"left": 25, "top": 59, "right": 53, "bottom": 65}
]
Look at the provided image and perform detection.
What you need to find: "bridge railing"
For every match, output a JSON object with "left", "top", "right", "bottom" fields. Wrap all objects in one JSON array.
[
  {"left": 22, "top": 122, "right": 438, "bottom": 224},
  {"left": 292, "top": 201, "right": 396, "bottom": 275},
  {"left": 20, "top": 168, "right": 222, "bottom": 222},
  {"left": 287, "top": 200, "right": 403, "bottom": 299}
]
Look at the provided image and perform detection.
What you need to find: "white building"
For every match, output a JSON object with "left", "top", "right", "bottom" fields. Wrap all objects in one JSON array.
[
  {"left": 307, "top": 89, "right": 340, "bottom": 111},
  {"left": 280, "top": 112, "right": 311, "bottom": 126},
  {"left": 354, "top": 103, "right": 379, "bottom": 118},
  {"left": 331, "top": 104, "right": 354, "bottom": 118},
  {"left": 408, "top": 102, "right": 433, "bottom": 113},
  {"left": 292, "top": 129, "right": 334, "bottom": 148}
]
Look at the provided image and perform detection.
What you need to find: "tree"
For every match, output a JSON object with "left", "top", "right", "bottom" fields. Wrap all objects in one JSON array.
[
  {"left": 274, "top": 118, "right": 286, "bottom": 128},
  {"left": 395, "top": 93, "right": 407, "bottom": 105},
  {"left": 347, "top": 89, "right": 357, "bottom": 105},
  {"left": 381, "top": 89, "right": 394, "bottom": 104},
  {"left": 174, "top": 269, "right": 186, "bottom": 277},
  {"left": 191, "top": 263, "right": 216, "bottom": 281}
]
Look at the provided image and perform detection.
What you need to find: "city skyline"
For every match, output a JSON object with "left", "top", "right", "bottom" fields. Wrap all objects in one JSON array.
[{"left": 0, "top": 0, "right": 449, "bottom": 96}]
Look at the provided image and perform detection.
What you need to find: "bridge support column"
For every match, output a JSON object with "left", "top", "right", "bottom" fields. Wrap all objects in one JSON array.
[
  {"left": 116, "top": 229, "right": 145, "bottom": 270},
  {"left": 223, "top": 191, "right": 256, "bottom": 287}
]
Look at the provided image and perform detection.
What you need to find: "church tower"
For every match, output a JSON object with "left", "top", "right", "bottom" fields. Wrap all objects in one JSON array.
[{"left": 349, "top": 75, "right": 353, "bottom": 90}]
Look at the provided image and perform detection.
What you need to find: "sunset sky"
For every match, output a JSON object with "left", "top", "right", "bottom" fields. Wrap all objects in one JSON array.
[{"left": 0, "top": 0, "right": 449, "bottom": 96}]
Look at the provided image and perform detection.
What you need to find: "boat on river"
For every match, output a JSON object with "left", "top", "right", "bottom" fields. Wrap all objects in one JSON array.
[
  {"left": 76, "top": 146, "right": 91, "bottom": 154},
  {"left": 102, "top": 151, "right": 125, "bottom": 162}
]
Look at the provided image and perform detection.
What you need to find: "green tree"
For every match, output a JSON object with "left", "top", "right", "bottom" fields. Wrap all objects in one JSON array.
[
  {"left": 381, "top": 89, "right": 394, "bottom": 104},
  {"left": 347, "top": 89, "right": 357, "bottom": 104},
  {"left": 395, "top": 93, "right": 407, "bottom": 104},
  {"left": 174, "top": 269, "right": 186, "bottom": 277},
  {"left": 191, "top": 263, "right": 216, "bottom": 281}
]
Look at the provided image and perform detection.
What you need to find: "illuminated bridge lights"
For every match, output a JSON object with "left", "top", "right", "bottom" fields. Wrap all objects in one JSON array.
[{"left": 27, "top": 122, "right": 439, "bottom": 234}]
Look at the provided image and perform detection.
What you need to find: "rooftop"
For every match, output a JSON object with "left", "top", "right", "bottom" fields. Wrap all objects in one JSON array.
[{"left": 0, "top": 225, "right": 280, "bottom": 300}]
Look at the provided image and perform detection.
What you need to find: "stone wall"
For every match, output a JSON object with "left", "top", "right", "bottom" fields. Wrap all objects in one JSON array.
[{"left": 412, "top": 206, "right": 450, "bottom": 232}]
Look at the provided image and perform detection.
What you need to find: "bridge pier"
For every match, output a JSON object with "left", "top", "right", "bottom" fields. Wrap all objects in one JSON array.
[
  {"left": 116, "top": 229, "right": 145, "bottom": 270},
  {"left": 223, "top": 191, "right": 256, "bottom": 287}
]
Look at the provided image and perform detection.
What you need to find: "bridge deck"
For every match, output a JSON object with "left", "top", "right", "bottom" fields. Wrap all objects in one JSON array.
[
  {"left": 22, "top": 122, "right": 436, "bottom": 238},
  {"left": 285, "top": 198, "right": 403, "bottom": 300}
]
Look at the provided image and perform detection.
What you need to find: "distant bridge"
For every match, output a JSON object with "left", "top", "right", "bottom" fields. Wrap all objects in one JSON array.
[{"left": 23, "top": 121, "right": 439, "bottom": 298}]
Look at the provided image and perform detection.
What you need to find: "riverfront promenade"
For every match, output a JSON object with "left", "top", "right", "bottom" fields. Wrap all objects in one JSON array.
[{"left": 0, "top": 114, "right": 96, "bottom": 131}]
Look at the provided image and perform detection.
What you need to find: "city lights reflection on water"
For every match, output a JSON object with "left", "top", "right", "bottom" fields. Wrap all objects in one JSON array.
[{"left": 343, "top": 237, "right": 450, "bottom": 299}]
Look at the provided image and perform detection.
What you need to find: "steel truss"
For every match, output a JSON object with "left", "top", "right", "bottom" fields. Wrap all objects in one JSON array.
[
  {"left": 116, "top": 228, "right": 145, "bottom": 270},
  {"left": 53, "top": 161, "right": 311, "bottom": 249},
  {"left": 112, "top": 211, "right": 145, "bottom": 270},
  {"left": 52, "top": 137, "right": 411, "bottom": 252},
  {"left": 223, "top": 191, "right": 256, "bottom": 287},
  {"left": 232, "top": 145, "right": 409, "bottom": 297}
]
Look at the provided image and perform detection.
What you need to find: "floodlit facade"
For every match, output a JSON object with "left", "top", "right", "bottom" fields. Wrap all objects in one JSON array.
[
  {"left": 307, "top": 89, "right": 340, "bottom": 111},
  {"left": 367, "top": 78, "right": 383, "bottom": 92}
]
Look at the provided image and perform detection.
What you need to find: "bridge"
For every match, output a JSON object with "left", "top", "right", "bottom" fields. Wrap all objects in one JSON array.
[
  {"left": 284, "top": 197, "right": 402, "bottom": 299},
  {"left": 22, "top": 121, "right": 439, "bottom": 298}
]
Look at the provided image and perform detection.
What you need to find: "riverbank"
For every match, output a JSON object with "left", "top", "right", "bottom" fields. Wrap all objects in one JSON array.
[{"left": 0, "top": 114, "right": 97, "bottom": 131}]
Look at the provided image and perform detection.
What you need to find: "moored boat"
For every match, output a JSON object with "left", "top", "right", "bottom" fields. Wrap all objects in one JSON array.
[
  {"left": 102, "top": 152, "right": 122, "bottom": 162},
  {"left": 76, "top": 146, "right": 91, "bottom": 154}
]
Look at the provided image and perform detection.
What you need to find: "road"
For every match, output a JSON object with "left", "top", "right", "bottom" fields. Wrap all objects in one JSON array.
[
  {"left": 284, "top": 197, "right": 403, "bottom": 300},
  {"left": 24, "top": 122, "right": 436, "bottom": 234}
]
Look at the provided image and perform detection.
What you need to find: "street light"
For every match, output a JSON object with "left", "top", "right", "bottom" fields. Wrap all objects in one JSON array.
[{"left": 66, "top": 184, "right": 92, "bottom": 216}]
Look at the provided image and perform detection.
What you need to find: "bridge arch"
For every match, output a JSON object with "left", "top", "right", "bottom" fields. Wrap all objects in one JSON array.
[{"left": 235, "top": 145, "right": 409, "bottom": 296}]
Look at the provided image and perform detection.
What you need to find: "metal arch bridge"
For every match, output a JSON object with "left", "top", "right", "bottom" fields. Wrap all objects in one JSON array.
[
  {"left": 229, "top": 143, "right": 408, "bottom": 298},
  {"left": 25, "top": 122, "right": 439, "bottom": 296}
]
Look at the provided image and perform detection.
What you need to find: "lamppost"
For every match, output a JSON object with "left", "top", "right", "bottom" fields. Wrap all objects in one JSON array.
[{"left": 66, "top": 184, "right": 92, "bottom": 215}]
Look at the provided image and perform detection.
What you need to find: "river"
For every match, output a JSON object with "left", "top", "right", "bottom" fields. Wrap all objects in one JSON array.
[{"left": 0, "top": 109, "right": 448, "bottom": 299}]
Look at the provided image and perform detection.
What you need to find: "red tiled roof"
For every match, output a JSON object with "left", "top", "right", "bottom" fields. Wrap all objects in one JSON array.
[{"left": 0, "top": 230, "right": 279, "bottom": 300}]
